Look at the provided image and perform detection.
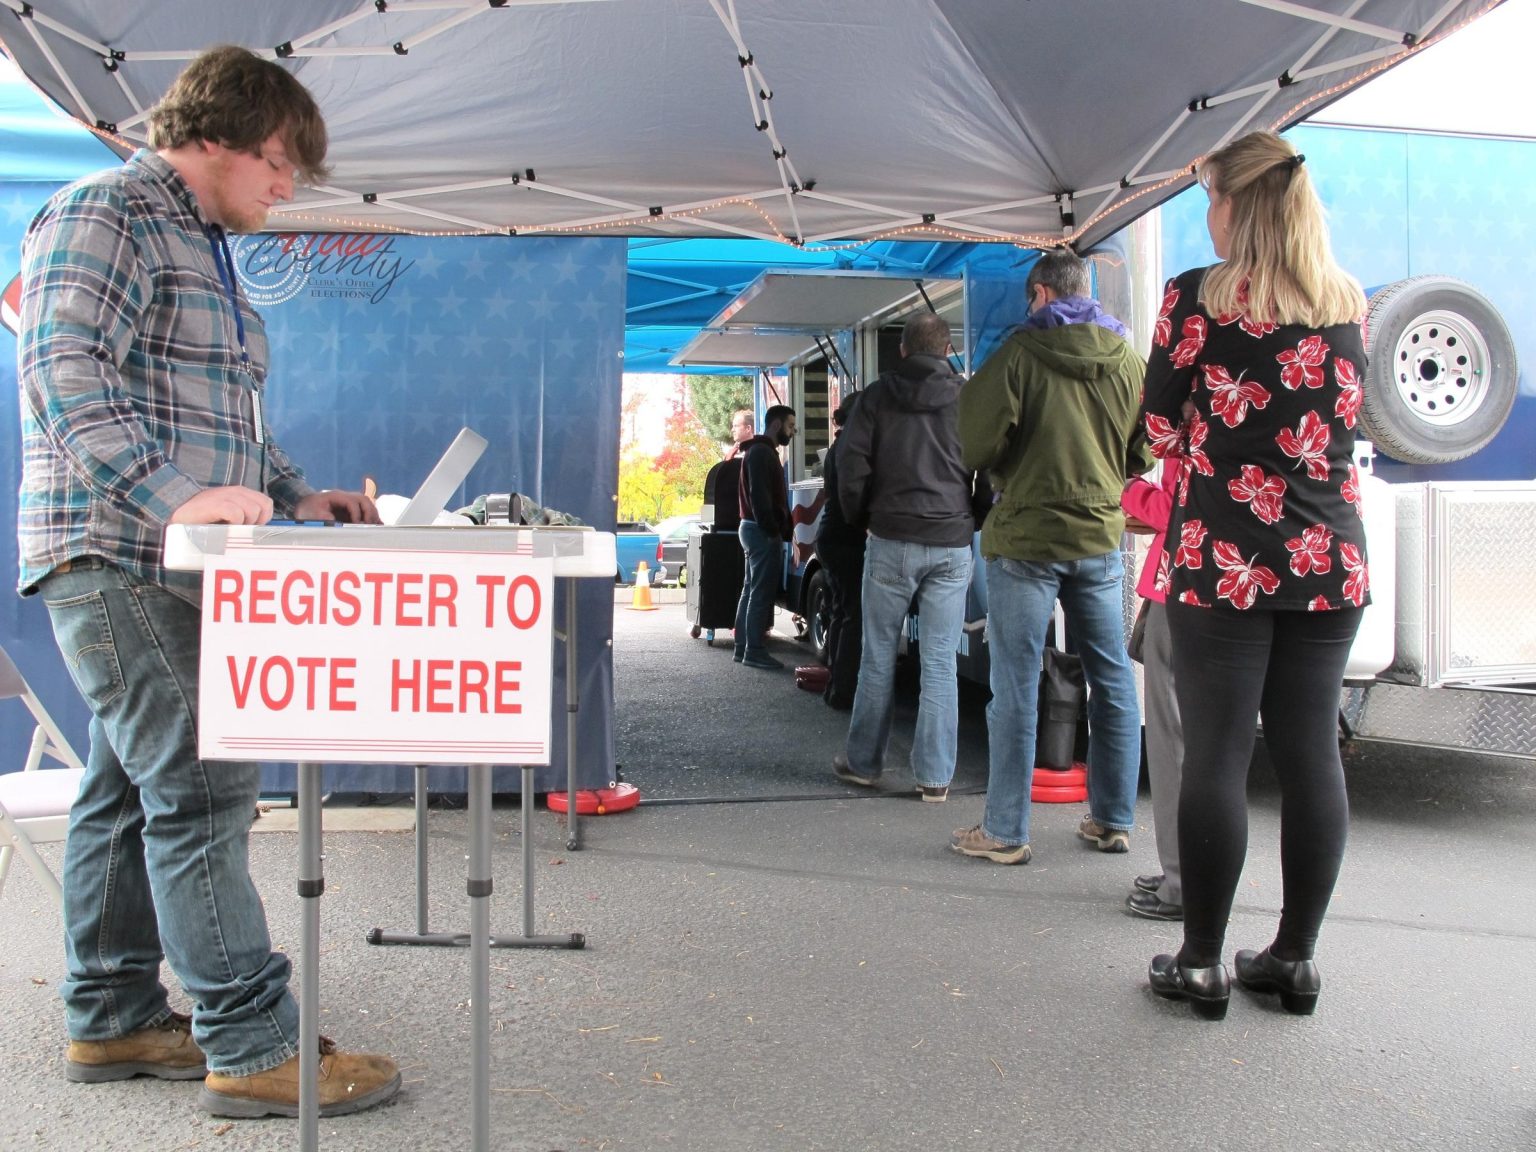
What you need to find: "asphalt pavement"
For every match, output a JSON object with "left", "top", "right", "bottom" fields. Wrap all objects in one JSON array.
[{"left": 1, "top": 596, "right": 1532, "bottom": 1151}]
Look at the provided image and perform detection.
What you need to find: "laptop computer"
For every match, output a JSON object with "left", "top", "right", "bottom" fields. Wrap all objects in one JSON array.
[{"left": 391, "top": 426, "right": 488, "bottom": 526}]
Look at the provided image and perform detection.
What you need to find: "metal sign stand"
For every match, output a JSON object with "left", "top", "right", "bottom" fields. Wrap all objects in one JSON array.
[
  {"left": 168, "top": 523, "right": 614, "bottom": 1152},
  {"left": 366, "top": 588, "right": 586, "bottom": 951}
]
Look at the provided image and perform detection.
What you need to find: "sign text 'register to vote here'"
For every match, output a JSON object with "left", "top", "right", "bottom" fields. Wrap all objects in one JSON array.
[{"left": 196, "top": 546, "right": 554, "bottom": 765}]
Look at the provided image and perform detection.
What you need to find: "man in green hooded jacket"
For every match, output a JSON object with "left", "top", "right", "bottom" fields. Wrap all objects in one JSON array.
[{"left": 951, "top": 250, "right": 1152, "bottom": 865}]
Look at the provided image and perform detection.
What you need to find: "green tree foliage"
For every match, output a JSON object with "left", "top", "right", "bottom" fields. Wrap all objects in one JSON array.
[
  {"left": 616, "top": 376, "right": 725, "bottom": 522},
  {"left": 655, "top": 385, "right": 719, "bottom": 511},
  {"left": 687, "top": 373, "right": 754, "bottom": 443}
]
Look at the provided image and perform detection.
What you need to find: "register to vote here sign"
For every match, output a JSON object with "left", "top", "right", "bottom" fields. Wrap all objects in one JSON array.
[{"left": 197, "top": 543, "right": 554, "bottom": 765}]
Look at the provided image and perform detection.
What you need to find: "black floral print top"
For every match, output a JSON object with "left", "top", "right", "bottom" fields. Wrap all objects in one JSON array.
[{"left": 1140, "top": 266, "right": 1370, "bottom": 613}]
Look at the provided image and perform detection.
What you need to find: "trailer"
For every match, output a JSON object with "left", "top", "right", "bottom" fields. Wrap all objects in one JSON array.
[{"left": 705, "top": 116, "right": 1536, "bottom": 762}]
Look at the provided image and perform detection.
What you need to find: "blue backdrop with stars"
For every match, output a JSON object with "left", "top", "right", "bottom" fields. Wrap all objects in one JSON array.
[{"left": 2, "top": 182, "right": 625, "bottom": 792}]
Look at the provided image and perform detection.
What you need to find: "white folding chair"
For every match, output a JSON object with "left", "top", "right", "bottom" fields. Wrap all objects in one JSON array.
[{"left": 0, "top": 643, "right": 87, "bottom": 904}]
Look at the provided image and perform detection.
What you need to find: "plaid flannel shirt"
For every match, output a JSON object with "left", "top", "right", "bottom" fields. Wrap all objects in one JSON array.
[{"left": 17, "top": 149, "right": 312, "bottom": 595}]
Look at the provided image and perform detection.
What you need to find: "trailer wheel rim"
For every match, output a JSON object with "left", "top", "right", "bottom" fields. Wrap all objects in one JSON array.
[{"left": 1391, "top": 308, "right": 1492, "bottom": 428}]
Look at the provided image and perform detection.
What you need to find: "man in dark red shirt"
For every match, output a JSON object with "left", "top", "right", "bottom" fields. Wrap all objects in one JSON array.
[{"left": 733, "top": 404, "right": 796, "bottom": 669}]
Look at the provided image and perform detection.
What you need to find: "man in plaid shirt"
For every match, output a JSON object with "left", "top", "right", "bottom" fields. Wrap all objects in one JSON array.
[{"left": 18, "top": 46, "right": 398, "bottom": 1119}]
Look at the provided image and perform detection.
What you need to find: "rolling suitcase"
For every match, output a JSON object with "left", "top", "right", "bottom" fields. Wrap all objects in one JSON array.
[{"left": 687, "top": 525, "right": 744, "bottom": 642}]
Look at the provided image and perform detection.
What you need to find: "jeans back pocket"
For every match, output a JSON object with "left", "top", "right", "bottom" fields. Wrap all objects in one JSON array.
[{"left": 42, "top": 589, "right": 127, "bottom": 709}]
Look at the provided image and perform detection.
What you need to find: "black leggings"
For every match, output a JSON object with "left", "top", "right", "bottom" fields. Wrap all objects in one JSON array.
[{"left": 1165, "top": 602, "right": 1363, "bottom": 967}]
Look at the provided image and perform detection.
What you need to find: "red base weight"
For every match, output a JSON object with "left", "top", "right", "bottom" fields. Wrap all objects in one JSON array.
[
  {"left": 795, "top": 665, "right": 830, "bottom": 693},
  {"left": 1031, "top": 784, "right": 1088, "bottom": 804},
  {"left": 545, "top": 783, "right": 641, "bottom": 815},
  {"left": 1031, "top": 762, "right": 1088, "bottom": 803}
]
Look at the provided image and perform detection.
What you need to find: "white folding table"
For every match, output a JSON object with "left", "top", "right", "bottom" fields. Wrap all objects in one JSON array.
[{"left": 166, "top": 521, "right": 615, "bottom": 1152}]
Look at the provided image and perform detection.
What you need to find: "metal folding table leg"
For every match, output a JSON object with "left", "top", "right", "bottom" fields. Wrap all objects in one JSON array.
[
  {"left": 363, "top": 767, "right": 583, "bottom": 948},
  {"left": 467, "top": 763, "right": 491, "bottom": 1151},
  {"left": 297, "top": 761, "right": 323, "bottom": 1152}
]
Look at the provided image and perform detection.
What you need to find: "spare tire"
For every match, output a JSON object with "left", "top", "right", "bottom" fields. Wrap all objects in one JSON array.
[{"left": 1359, "top": 276, "right": 1517, "bottom": 464}]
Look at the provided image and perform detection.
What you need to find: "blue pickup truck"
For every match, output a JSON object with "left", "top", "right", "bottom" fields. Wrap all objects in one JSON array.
[{"left": 615, "top": 522, "right": 661, "bottom": 585}]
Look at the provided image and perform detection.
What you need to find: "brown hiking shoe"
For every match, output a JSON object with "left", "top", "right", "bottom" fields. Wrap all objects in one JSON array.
[
  {"left": 67, "top": 1011, "right": 207, "bottom": 1083},
  {"left": 950, "top": 824, "right": 1031, "bottom": 864},
  {"left": 198, "top": 1036, "right": 401, "bottom": 1118},
  {"left": 1078, "top": 815, "right": 1131, "bottom": 853}
]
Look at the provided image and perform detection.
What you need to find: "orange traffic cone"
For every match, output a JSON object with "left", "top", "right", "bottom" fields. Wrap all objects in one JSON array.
[{"left": 628, "top": 560, "right": 658, "bottom": 611}]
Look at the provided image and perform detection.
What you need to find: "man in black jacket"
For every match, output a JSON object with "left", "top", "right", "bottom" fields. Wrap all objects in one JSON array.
[
  {"left": 832, "top": 313, "right": 987, "bottom": 801},
  {"left": 733, "top": 404, "right": 797, "bottom": 669}
]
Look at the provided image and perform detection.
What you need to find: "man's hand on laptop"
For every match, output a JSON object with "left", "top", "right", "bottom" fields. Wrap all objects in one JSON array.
[
  {"left": 293, "top": 489, "right": 383, "bottom": 525},
  {"left": 170, "top": 486, "right": 274, "bottom": 525}
]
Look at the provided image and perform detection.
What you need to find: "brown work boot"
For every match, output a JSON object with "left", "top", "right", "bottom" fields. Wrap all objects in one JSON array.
[
  {"left": 66, "top": 1011, "right": 207, "bottom": 1083},
  {"left": 198, "top": 1036, "right": 401, "bottom": 1118}
]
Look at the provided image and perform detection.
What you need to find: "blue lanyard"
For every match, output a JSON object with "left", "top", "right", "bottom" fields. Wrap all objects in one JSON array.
[
  {"left": 206, "top": 225, "right": 267, "bottom": 480},
  {"left": 205, "top": 224, "right": 250, "bottom": 371}
]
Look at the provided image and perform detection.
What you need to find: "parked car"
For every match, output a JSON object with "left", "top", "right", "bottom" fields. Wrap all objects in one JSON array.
[
  {"left": 653, "top": 514, "right": 701, "bottom": 585},
  {"left": 615, "top": 521, "right": 660, "bottom": 584}
]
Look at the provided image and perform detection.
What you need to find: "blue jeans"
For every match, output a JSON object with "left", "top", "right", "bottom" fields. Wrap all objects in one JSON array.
[
  {"left": 734, "top": 519, "right": 781, "bottom": 658},
  {"left": 845, "top": 535, "right": 972, "bottom": 787},
  {"left": 40, "top": 563, "right": 300, "bottom": 1077},
  {"left": 982, "top": 552, "right": 1141, "bottom": 846}
]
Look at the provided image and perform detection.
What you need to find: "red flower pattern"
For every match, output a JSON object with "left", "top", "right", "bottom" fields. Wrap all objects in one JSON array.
[
  {"left": 1205, "top": 363, "right": 1272, "bottom": 428},
  {"left": 1212, "top": 540, "right": 1281, "bottom": 610},
  {"left": 1278, "top": 335, "right": 1329, "bottom": 391},
  {"left": 1145, "top": 270, "right": 1366, "bottom": 612},
  {"left": 1171, "top": 315, "right": 1207, "bottom": 368},
  {"left": 1228, "top": 464, "right": 1287, "bottom": 525},
  {"left": 1215, "top": 309, "right": 1278, "bottom": 338},
  {"left": 1184, "top": 412, "right": 1213, "bottom": 477},
  {"left": 1145, "top": 412, "right": 1183, "bottom": 460},
  {"left": 1174, "top": 519, "right": 1207, "bottom": 569},
  {"left": 1215, "top": 283, "right": 1277, "bottom": 337},
  {"left": 1341, "top": 542, "right": 1369, "bottom": 607},
  {"left": 1286, "top": 524, "right": 1334, "bottom": 577},
  {"left": 1341, "top": 465, "right": 1362, "bottom": 515},
  {"left": 1153, "top": 284, "right": 1179, "bottom": 347},
  {"left": 1276, "top": 409, "right": 1332, "bottom": 481},
  {"left": 1334, "top": 357, "right": 1362, "bottom": 429}
]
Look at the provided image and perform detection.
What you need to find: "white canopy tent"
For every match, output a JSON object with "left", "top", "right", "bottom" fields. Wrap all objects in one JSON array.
[{"left": 0, "top": 0, "right": 1506, "bottom": 250}]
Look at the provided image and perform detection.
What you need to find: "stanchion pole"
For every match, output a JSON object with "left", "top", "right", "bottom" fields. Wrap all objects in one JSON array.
[
  {"left": 468, "top": 762, "right": 492, "bottom": 1152},
  {"left": 297, "top": 761, "right": 323, "bottom": 1152}
]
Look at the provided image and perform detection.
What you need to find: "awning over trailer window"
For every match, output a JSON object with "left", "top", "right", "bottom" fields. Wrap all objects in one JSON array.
[{"left": 672, "top": 270, "right": 960, "bottom": 368}]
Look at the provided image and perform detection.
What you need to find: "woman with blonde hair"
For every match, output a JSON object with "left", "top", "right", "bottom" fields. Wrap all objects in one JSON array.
[{"left": 1140, "top": 130, "right": 1369, "bottom": 1020}]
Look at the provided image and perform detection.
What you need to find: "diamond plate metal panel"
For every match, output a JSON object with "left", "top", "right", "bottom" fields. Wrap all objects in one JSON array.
[
  {"left": 1389, "top": 482, "right": 1536, "bottom": 687},
  {"left": 1443, "top": 489, "right": 1536, "bottom": 680},
  {"left": 1344, "top": 683, "right": 1536, "bottom": 760}
]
